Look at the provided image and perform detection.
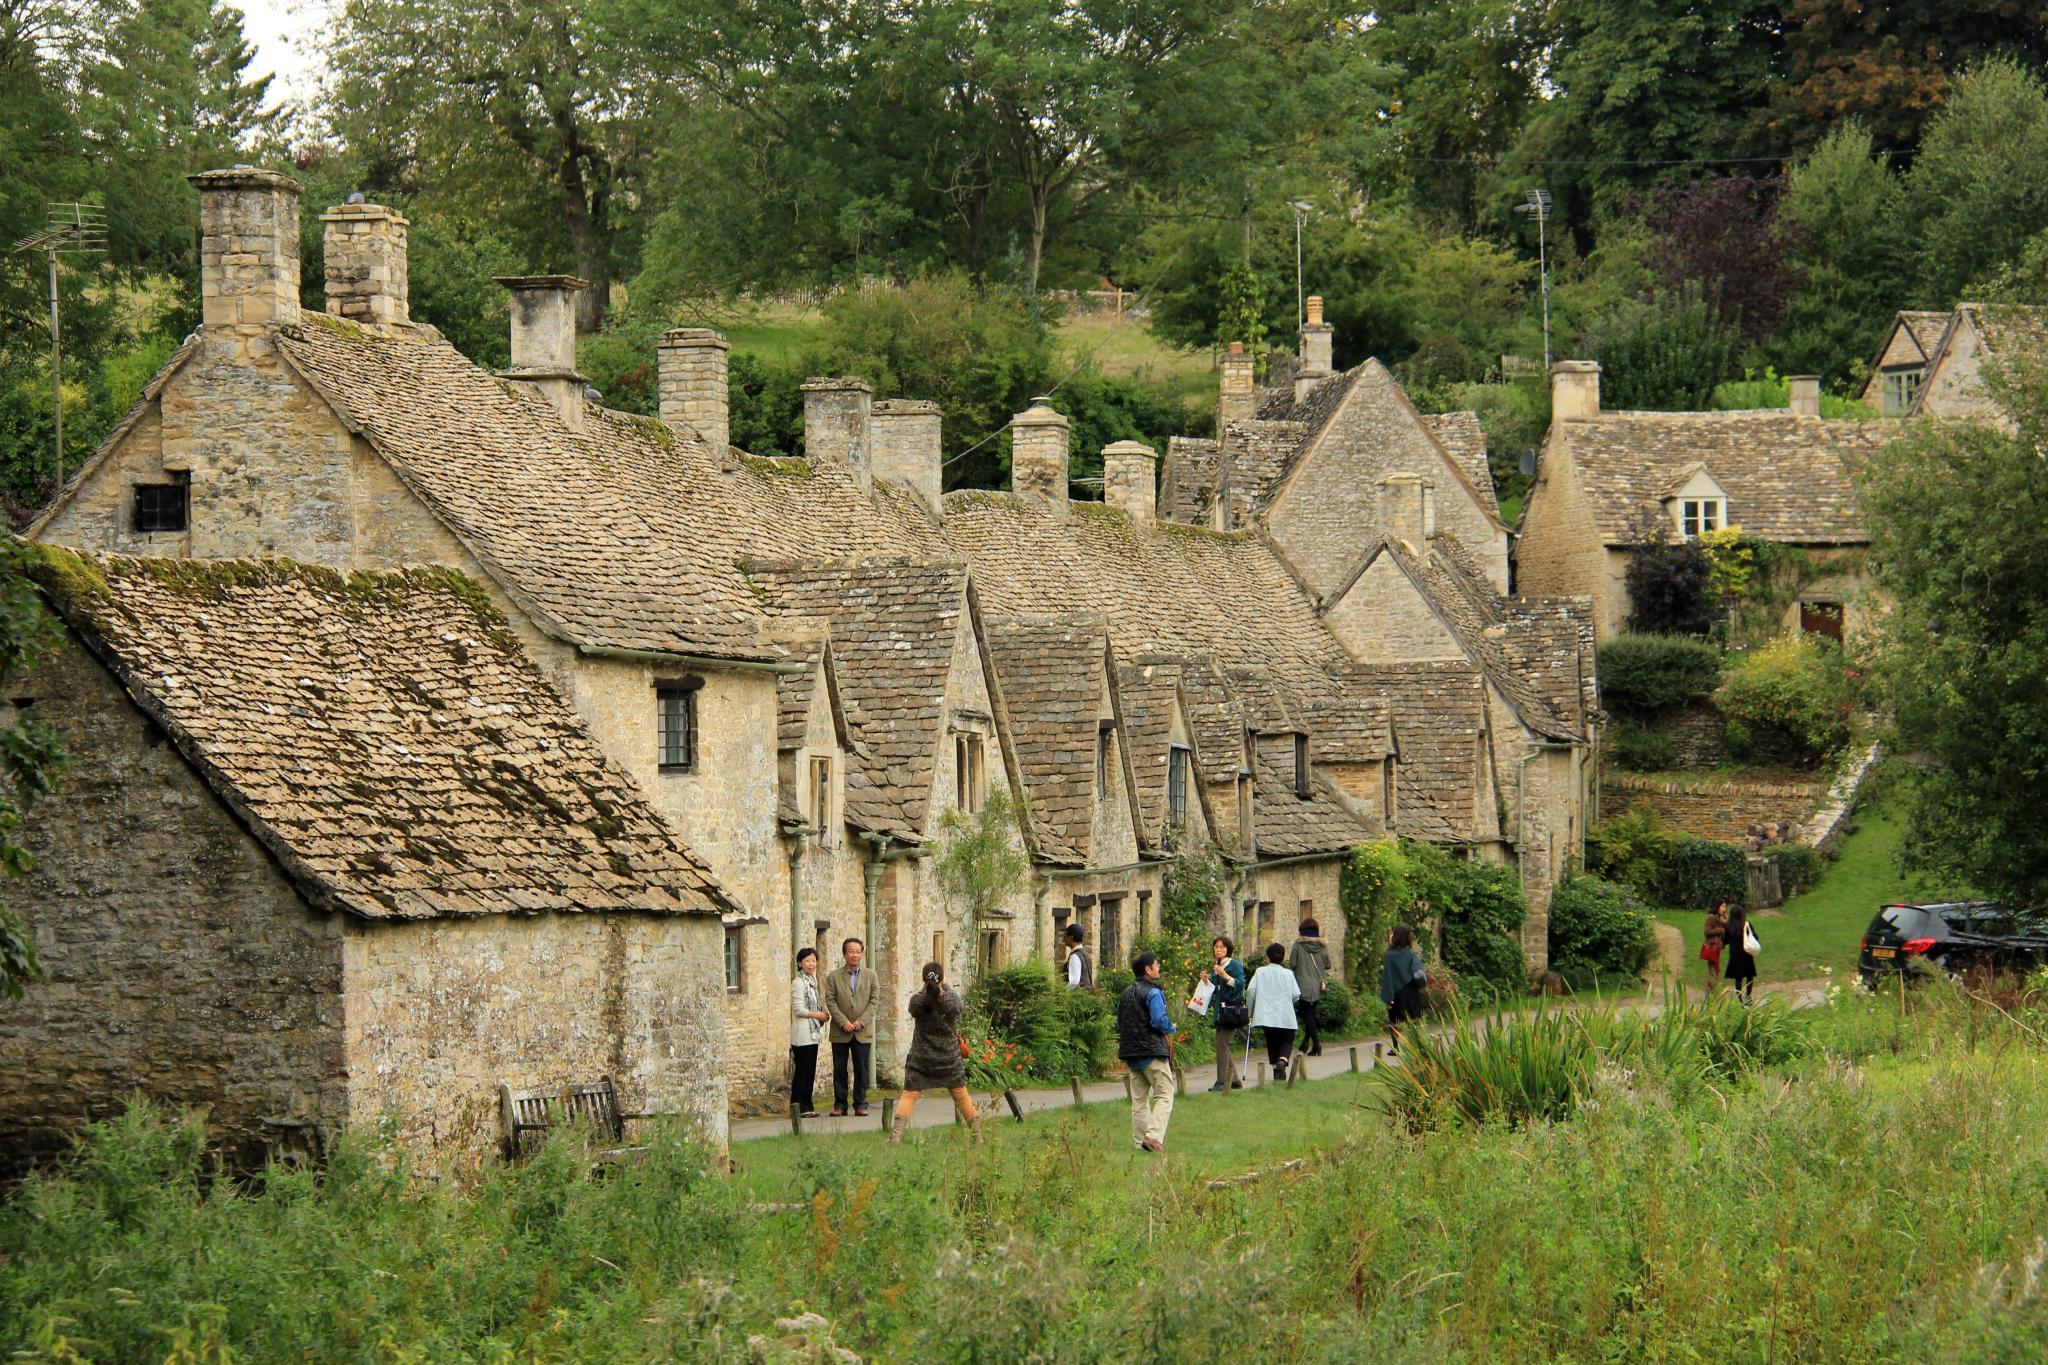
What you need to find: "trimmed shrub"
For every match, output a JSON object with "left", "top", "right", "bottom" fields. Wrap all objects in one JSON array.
[
  {"left": 1599, "top": 634, "right": 1724, "bottom": 713},
  {"left": 1714, "top": 632, "right": 1858, "bottom": 766},
  {"left": 1610, "top": 720, "right": 1677, "bottom": 772},
  {"left": 1547, "top": 874, "right": 1656, "bottom": 979},
  {"left": 1406, "top": 841, "right": 1528, "bottom": 1001},
  {"left": 1586, "top": 808, "right": 1676, "bottom": 901},
  {"left": 1625, "top": 538, "right": 1719, "bottom": 637},
  {"left": 1657, "top": 836, "right": 1749, "bottom": 910},
  {"left": 1773, "top": 843, "right": 1827, "bottom": 898},
  {"left": 1315, "top": 980, "right": 1354, "bottom": 1035}
]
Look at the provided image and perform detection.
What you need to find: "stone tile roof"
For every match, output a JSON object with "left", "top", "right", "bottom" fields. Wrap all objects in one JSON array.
[
  {"left": 772, "top": 638, "right": 854, "bottom": 756},
  {"left": 261, "top": 317, "right": 936, "bottom": 663},
  {"left": 1249, "top": 734, "right": 1375, "bottom": 857},
  {"left": 983, "top": 617, "right": 1116, "bottom": 865},
  {"left": 1162, "top": 436, "right": 1220, "bottom": 524},
  {"left": 1499, "top": 595, "right": 1600, "bottom": 734},
  {"left": 1175, "top": 658, "right": 1251, "bottom": 785},
  {"left": 1297, "top": 687, "right": 1391, "bottom": 764},
  {"left": 1958, "top": 302, "right": 2048, "bottom": 363},
  {"left": 1329, "top": 661, "right": 1486, "bottom": 844},
  {"left": 1422, "top": 412, "right": 1500, "bottom": 519},
  {"left": 1553, "top": 407, "right": 1893, "bottom": 547},
  {"left": 1116, "top": 659, "right": 1203, "bottom": 852},
  {"left": 1898, "top": 310, "right": 1952, "bottom": 358},
  {"left": 748, "top": 559, "right": 969, "bottom": 843},
  {"left": 30, "top": 550, "right": 735, "bottom": 920}
]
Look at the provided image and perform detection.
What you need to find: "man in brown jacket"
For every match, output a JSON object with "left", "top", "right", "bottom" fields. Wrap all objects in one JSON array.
[{"left": 822, "top": 936, "right": 879, "bottom": 1115}]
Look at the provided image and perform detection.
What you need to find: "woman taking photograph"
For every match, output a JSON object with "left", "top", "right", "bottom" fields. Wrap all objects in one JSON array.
[
  {"left": 789, "top": 947, "right": 829, "bottom": 1117},
  {"left": 1381, "top": 924, "right": 1427, "bottom": 1054},
  {"left": 1702, "top": 901, "right": 1729, "bottom": 984},
  {"left": 888, "top": 961, "right": 981, "bottom": 1143},
  {"left": 1204, "top": 936, "right": 1248, "bottom": 1092},
  {"left": 1245, "top": 942, "right": 1303, "bottom": 1081}
]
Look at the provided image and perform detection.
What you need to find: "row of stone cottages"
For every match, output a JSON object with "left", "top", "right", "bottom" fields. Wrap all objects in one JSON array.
[{"left": 0, "top": 168, "right": 1598, "bottom": 1172}]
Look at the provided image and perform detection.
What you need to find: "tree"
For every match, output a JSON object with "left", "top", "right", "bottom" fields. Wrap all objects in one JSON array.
[
  {"left": 1905, "top": 59, "right": 2048, "bottom": 309},
  {"left": 0, "top": 542, "right": 70, "bottom": 1000},
  {"left": 1214, "top": 258, "right": 1268, "bottom": 366},
  {"left": 1861, "top": 346, "right": 2048, "bottom": 902},
  {"left": 1583, "top": 290, "right": 1740, "bottom": 412},
  {"left": 1775, "top": 122, "right": 1908, "bottom": 386},
  {"left": 1640, "top": 176, "right": 1805, "bottom": 347},
  {"left": 934, "top": 785, "right": 1030, "bottom": 924},
  {"left": 1624, "top": 528, "right": 1718, "bottom": 637}
]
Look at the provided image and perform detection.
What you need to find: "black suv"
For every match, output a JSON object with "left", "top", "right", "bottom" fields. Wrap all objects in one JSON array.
[{"left": 1858, "top": 901, "right": 2048, "bottom": 985}]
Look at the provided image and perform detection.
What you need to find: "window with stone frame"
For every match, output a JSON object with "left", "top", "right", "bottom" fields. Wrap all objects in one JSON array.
[
  {"left": 1382, "top": 754, "right": 1398, "bottom": 824},
  {"left": 656, "top": 677, "right": 702, "bottom": 772},
  {"left": 1098, "top": 896, "right": 1123, "bottom": 965},
  {"left": 1167, "top": 744, "right": 1190, "bottom": 828},
  {"left": 1293, "top": 733, "right": 1310, "bottom": 798},
  {"left": 724, "top": 925, "right": 744, "bottom": 993},
  {"left": 980, "top": 928, "right": 1006, "bottom": 974},
  {"left": 954, "top": 731, "right": 986, "bottom": 812},
  {"left": 132, "top": 472, "right": 190, "bottom": 533},
  {"left": 1236, "top": 773, "right": 1253, "bottom": 847},
  {"left": 809, "top": 754, "right": 832, "bottom": 838},
  {"left": 1257, "top": 901, "right": 1276, "bottom": 947},
  {"left": 1679, "top": 497, "right": 1724, "bottom": 539},
  {"left": 1097, "top": 720, "right": 1114, "bottom": 793}
]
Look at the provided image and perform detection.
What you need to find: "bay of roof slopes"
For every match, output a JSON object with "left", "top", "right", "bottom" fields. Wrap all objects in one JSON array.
[
  {"left": 1115, "top": 660, "right": 1187, "bottom": 850},
  {"left": 1248, "top": 737, "right": 1375, "bottom": 857},
  {"left": 29, "top": 549, "right": 736, "bottom": 921},
  {"left": 1329, "top": 661, "right": 1486, "bottom": 844},
  {"left": 268, "top": 317, "right": 945, "bottom": 664},
  {"left": 983, "top": 617, "right": 1116, "bottom": 865}
]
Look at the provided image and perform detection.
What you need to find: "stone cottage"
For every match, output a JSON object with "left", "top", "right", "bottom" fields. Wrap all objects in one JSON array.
[
  {"left": 0, "top": 551, "right": 735, "bottom": 1174},
  {"left": 1907, "top": 303, "right": 2048, "bottom": 423},
  {"left": 1516, "top": 362, "right": 1897, "bottom": 642},
  {"left": 1858, "top": 309, "right": 1952, "bottom": 414}
]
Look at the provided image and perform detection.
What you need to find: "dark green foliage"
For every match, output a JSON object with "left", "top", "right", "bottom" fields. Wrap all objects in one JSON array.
[
  {"left": 1657, "top": 837, "right": 1749, "bottom": 911},
  {"left": 1588, "top": 810, "right": 1746, "bottom": 910},
  {"left": 1314, "top": 980, "right": 1353, "bottom": 1034},
  {"left": 1405, "top": 841, "right": 1528, "bottom": 1001},
  {"left": 1772, "top": 844, "right": 1827, "bottom": 898},
  {"left": 1624, "top": 536, "right": 1719, "bottom": 637},
  {"left": 0, "top": 543, "right": 68, "bottom": 998},
  {"left": 1546, "top": 874, "right": 1654, "bottom": 979},
  {"left": 1582, "top": 291, "right": 1741, "bottom": 412},
  {"left": 1599, "top": 634, "right": 1724, "bottom": 714},
  {"left": 962, "top": 959, "right": 1093, "bottom": 1083},
  {"left": 1608, "top": 721, "right": 1675, "bottom": 773},
  {"left": 1339, "top": 842, "right": 1410, "bottom": 973},
  {"left": 1714, "top": 634, "right": 1858, "bottom": 767},
  {"left": 1585, "top": 808, "right": 1675, "bottom": 902}
]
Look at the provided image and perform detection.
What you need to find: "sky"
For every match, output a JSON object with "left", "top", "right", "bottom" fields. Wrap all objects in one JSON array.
[{"left": 235, "top": 0, "right": 333, "bottom": 108}]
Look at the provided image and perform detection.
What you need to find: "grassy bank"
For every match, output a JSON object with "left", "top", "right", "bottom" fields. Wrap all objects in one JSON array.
[{"left": 8, "top": 981, "right": 2048, "bottom": 1361}]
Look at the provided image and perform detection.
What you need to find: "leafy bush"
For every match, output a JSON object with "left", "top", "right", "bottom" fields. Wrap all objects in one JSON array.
[
  {"left": 1657, "top": 836, "right": 1749, "bottom": 910},
  {"left": 1315, "top": 980, "right": 1354, "bottom": 1035},
  {"left": 1406, "top": 842, "right": 1528, "bottom": 1001},
  {"left": 1624, "top": 536, "right": 1720, "bottom": 637},
  {"left": 963, "top": 960, "right": 1090, "bottom": 1082},
  {"left": 1609, "top": 720, "right": 1677, "bottom": 772},
  {"left": 1340, "top": 842, "right": 1410, "bottom": 969},
  {"left": 1773, "top": 843, "right": 1827, "bottom": 898},
  {"left": 1547, "top": 874, "right": 1655, "bottom": 979},
  {"left": 1714, "top": 632, "right": 1858, "bottom": 766},
  {"left": 1585, "top": 808, "right": 1676, "bottom": 902},
  {"left": 1583, "top": 289, "right": 1742, "bottom": 411},
  {"left": 1375, "top": 1008, "right": 1594, "bottom": 1129},
  {"left": 1599, "top": 634, "right": 1724, "bottom": 713}
]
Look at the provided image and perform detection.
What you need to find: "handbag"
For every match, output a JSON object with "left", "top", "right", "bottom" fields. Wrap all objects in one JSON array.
[
  {"left": 1742, "top": 921, "right": 1762, "bottom": 955},
  {"left": 1217, "top": 1000, "right": 1250, "bottom": 1030},
  {"left": 1699, "top": 940, "right": 1720, "bottom": 961}
]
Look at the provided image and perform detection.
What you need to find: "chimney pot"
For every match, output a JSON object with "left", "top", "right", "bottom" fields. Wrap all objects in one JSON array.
[
  {"left": 1550, "top": 360, "right": 1602, "bottom": 422},
  {"left": 872, "top": 399, "right": 944, "bottom": 515},
  {"left": 1378, "top": 472, "right": 1435, "bottom": 553},
  {"left": 1102, "top": 440, "right": 1158, "bottom": 523},
  {"left": 658, "top": 327, "right": 731, "bottom": 450},
  {"left": 1010, "top": 399, "right": 1071, "bottom": 501},
  {"left": 188, "top": 167, "right": 302, "bottom": 330},
  {"left": 321, "top": 201, "right": 409, "bottom": 326},
  {"left": 802, "top": 378, "right": 874, "bottom": 492},
  {"left": 1299, "top": 292, "right": 1334, "bottom": 379},
  {"left": 1787, "top": 375, "right": 1821, "bottom": 417},
  {"left": 1305, "top": 295, "right": 1324, "bottom": 327},
  {"left": 495, "top": 276, "right": 589, "bottom": 427}
]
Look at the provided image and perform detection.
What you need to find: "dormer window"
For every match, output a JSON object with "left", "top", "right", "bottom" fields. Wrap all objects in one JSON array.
[
  {"left": 1293, "top": 733, "right": 1310, "bottom": 799},
  {"left": 1882, "top": 367, "right": 1922, "bottom": 415},
  {"left": 1678, "top": 498, "right": 1723, "bottom": 539},
  {"left": 133, "top": 472, "right": 190, "bottom": 533}
]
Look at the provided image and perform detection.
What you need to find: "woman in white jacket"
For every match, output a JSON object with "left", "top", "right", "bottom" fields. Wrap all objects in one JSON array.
[
  {"left": 1244, "top": 942, "right": 1303, "bottom": 1081},
  {"left": 790, "top": 947, "right": 830, "bottom": 1116}
]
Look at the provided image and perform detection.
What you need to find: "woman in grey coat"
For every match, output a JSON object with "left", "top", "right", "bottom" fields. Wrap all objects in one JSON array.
[
  {"left": 888, "top": 961, "right": 982, "bottom": 1142},
  {"left": 1287, "top": 918, "right": 1332, "bottom": 1056}
]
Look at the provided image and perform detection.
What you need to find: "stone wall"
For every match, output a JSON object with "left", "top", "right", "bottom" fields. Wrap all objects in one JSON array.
[
  {"left": 341, "top": 908, "right": 729, "bottom": 1170},
  {"left": 1514, "top": 441, "right": 1621, "bottom": 634},
  {"left": 0, "top": 635, "right": 349, "bottom": 1175},
  {"left": 1237, "top": 858, "right": 1347, "bottom": 985},
  {"left": 1601, "top": 772, "right": 1825, "bottom": 845},
  {"left": 1322, "top": 554, "right": 1464, "bottom": 663}
]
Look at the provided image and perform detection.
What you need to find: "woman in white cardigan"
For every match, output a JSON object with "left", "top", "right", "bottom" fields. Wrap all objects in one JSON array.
[
  {"left": 790, "top": 947, "right": 830, "bottom": 1116},
  {"left": 1244, "top": 942, "right": 1303, "bottom": 1081}
]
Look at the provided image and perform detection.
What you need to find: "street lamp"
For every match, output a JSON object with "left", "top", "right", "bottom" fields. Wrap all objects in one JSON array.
[
  {"left": 1288, "top": 201, "right": 1314, "bottom": 334},
  {"left": 1515, "top": 189, "right": 1553, "bottom": 371}
]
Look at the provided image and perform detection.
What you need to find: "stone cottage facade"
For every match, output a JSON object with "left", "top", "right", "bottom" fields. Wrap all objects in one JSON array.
[
  {"left": 1907, "top": 303, "right": 2048, "bottom": 423},
  {"left": 15, "top": 167, "right": 1600, "bottom": 1147},
  {"left": 1516, "top": 362, "right": 1897, "bottom": 642},
  {"left": 1858, "top": 309, "right": 1952, "bottom": 415}
]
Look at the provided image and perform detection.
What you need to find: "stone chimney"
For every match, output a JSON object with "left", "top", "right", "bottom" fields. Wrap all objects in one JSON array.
[
  {"left": 320, "top": 200, "right": 408, "bottom": 326},
  {"left": 1550, "top": 360, "right": 1601, "bottom": 422},
  {"left": 1010, "top": 400, "right": 1071, "bottom": 501},
  {"left": 1379, "top": 472, "right": 1435, "bottom": 553},
  {"left": 189, "top": 166, "right": 302, "bottom": 330},
  {"left": 802, "top": 378, "right": 873, "bottom": 493},
  {"left": 1297, "top": 293, "right": 1335, "bottom": 401},
  {"left": 1787, "top": 375, "right": 1821, "bottom": 417},
  {"left": 872, "top": 399, "right": 944, "bottom": 515},
  {"left": 495, "top": 276, "right": 590, "bottom": 428},
  {"left": 1102, "top": 441, "right": 1158, "bottom": 524},
  {"left": 657, "top": 327, "right": 730, "bottom": 450},
  {"left": 1218, "top": 341, "right": 1256, "bottom": 433}
]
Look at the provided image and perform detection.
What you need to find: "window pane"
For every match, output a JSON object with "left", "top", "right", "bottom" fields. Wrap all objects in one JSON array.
[
  {"left": 724, "top": 929, "right": 740, "bottom": 991},
  {"left": 659, "top": 690, "right": 693, "bottom": 769}
]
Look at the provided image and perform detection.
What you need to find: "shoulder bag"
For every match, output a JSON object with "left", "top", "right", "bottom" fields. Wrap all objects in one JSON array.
[{"left": 1742, "top": 921, "right": 1762, "bottom": 956}]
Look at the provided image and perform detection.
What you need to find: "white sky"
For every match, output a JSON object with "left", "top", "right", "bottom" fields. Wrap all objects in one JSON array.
[{"left": 235, "top": 0, "right": 334, "bottom": 109}]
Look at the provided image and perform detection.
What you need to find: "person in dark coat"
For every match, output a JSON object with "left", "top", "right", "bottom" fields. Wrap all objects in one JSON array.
[
  {"left": 888, "top": 961, "right": 981, "bottom": 1142},
  {"left": 1287, "top": 919, "right": 1332, "bottom": 1056},
  {"left": 1203, "top": 936, "right": 1248, "bottom": 1091},
  {"left": 1119, "top": 951, "right": 1176, "bottom": 1152},
  {"left": 1723, "top": 905, "right": 1758, "bottom": 1004},
  {"left": 1702, "top": 902, "right": 1728, "bottom": 983},
  {"left": 1380, "top": 923, "right": 1427, "bottom": 1054}
]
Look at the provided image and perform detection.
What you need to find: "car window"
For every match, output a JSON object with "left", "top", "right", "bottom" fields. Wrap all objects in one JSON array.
[
  {"left": 1956, "top": 908, "right": 2017, "bottom": 936},
  {"left": 1876, "top": 906, "right": 1936, "bottom": 937}
]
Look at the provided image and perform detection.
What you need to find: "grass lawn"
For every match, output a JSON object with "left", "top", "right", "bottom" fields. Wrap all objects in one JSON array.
[
  {"left": 1055, "top": 312, "right": 1213, "bottom": 405},
  {"left": 1654, "top": 799, "right": 1968, "bottom": 984},
  {"left": 730, "top": 1070, "right": 1379, "bottom": 1199}
]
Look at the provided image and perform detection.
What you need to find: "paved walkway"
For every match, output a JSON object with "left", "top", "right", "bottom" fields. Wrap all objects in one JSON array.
[{"left": 731, "top": 977, "right": 1827, "bottom": 1142}]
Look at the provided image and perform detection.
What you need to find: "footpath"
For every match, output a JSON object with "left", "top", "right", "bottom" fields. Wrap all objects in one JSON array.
[{"left": 729, "top": 976, "right": 1828, "bottom": 1142}]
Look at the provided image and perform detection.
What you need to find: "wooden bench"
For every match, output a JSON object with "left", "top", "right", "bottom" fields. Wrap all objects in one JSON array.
[{"left": 498, "top": 1075, "right": 656, "bottom": 1162}]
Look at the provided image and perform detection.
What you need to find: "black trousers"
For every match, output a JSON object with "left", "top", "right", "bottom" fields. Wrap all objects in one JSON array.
[
  {"left": 1264, "top": 1026, "right": 1295, "bottom": 1069},
  {"left": 832, "top": 1039, "right": 871, "bottom": 1108},
  {"left": 1297, "top": 999, "right": 1322, "bottom": 1054},
  {"left": 790, "top": 1044, "right": 819, "bottom": 1109}
]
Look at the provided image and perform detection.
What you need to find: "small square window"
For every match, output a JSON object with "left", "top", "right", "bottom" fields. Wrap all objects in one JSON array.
[
  {"left": 133, "top": 474, "right": 189, "bottom": 533},
  {"left": 1680, "top": 498, "right": 1723, "bottom": 539},
  {"left": 657, "top": 679, "right": 701, "bottom": 772},
  {"left": 724, "top": 925, "right": 744, "bottom": 993}
]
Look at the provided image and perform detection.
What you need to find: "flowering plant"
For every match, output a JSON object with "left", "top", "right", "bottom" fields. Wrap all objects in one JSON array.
[{"left": 960, "top": 1024, "right": 1035, "bottom": 1094}]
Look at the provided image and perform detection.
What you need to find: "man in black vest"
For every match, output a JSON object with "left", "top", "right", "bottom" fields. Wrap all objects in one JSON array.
[
  {"left": 1118, "top": 951, "right": 1176, "bottom": 1153},
  {"left": 1064, "top": 922, "right": 1094, "bottom": 989}
]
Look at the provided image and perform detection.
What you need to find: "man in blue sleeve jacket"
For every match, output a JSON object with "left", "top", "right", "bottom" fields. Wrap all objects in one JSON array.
[{"left": 1117, "top": 952, "right": 1177, "bottom": 1153}]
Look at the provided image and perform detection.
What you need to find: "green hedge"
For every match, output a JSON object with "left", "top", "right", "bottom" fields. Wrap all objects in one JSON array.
[
  {"left": 1547, "top": 874, "right": 1655, "bottom": 978},
  {"left": 1600, "top": 634, "right": 1723, "bottom": 713},
  {"left": 1588, "top": 810, "right": 1748, "bottom": 909},
  {"left": 1772, "top": 844, "right": 1827, "bottom": 898},
  {"left": 1609, "top": 720, "right": 1677, "bottom": 773},
  {"left": 1657, "top": 837, "right": 1749, "bottom": 910}
]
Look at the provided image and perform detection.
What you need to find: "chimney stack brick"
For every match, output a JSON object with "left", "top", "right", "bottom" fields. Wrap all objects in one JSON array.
[
  {"left": 1550, "top": 360, "right": 1602, "bottom": 422},
  {"left": 1102, "top": 440, "right": 1158, "bottom": 524},
  {"left": 1787, "top": 375, "right": 1821, "bottom": 417},
  {"left": 189, "top": 167, "right": 302, "bottom": 330},
  {"left": 872, "top": 399, "right": 944, "bottom": 514},
  {"left": 321, "top": 202, "right": 409, "bottom": 326},
  {"left": 1299, "top": 293, "right": 1334, "bottom": 375},
  {"left": 803, "top": 378, "right": 874, "bottom": 493},
  {"left": 1010, "top": 400, "right": 1071, "bottom": 501},
  {"left": 658, "top": 328, "right": 731, "bottom": 450},
  {"left": 1218, "top": 341, "right": 1256, "bottom": 433},
  {"left": 495, "top": 276, "right": 590, "bottom": 428}
]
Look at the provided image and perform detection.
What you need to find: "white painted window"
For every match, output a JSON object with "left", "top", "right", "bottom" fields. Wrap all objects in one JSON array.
[{"left": 1679, "top": 498, "right": 1724, "bottom": 539}]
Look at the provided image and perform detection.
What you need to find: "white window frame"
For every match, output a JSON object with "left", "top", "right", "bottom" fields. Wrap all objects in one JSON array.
[{"left": 1678, "top": 497, "right": 1724, "bottom": 540}]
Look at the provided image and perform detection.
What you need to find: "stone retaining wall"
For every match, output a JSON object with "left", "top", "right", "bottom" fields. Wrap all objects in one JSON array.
[{"left": 1602, "top": 772, "right": 1825, "bottom": 845}]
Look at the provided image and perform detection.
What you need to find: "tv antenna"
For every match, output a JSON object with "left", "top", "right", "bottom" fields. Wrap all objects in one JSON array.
[
  {"left": 1287, "top": 200, "right": 1314, "bottom": 334},
  {"left": 10, "top": 203, "right": 108, "bottom": 489},
  {"left": 1516, "top": 188, "right": 1553, "bottom": 371}
]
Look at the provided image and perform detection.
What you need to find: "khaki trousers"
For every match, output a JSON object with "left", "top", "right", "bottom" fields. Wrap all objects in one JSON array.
[{"left": 1125, "top": 1060, "right": 1176, "bottom": 1147}]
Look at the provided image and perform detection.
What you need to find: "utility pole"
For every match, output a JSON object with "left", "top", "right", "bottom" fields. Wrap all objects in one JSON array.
[
  {"left": 11, "top": 204, "right": 107, "bottom": 490},
  {"left": 1517, "top": 189, "right": 1553, "bottom": 371},
  {"left": 1288, "top": 201, "right": 1314, "bottom": 335}
]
